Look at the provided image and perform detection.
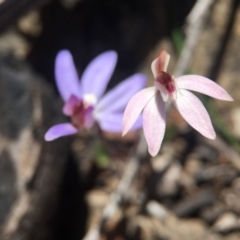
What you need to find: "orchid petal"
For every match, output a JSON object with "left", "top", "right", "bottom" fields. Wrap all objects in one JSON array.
[
  {"left": 122, "top": 87, "right": 155, "bottom": 136},
  {"left": 55, "top": 50, "right": 82, "bottom": 101},
  {"left": 96, "top": 74, "right": 147, "bottom": 113},
  {"left": 151, "top": 50, "right": 170, "bottom": 78},
  {"left": 176, "top": 75, "right": 233, "bottom": 101},
  {"left": 45, "top": 123, "right": 78, "bottom": 141},
  {"left": 97, "top": 112, "right": 142, "bottom": 132},
  {"left": 143, "top": 93, "right": 166, "bottom": 157},
  {"left": 173, "top": 89, "right": 216, "bottom": 139},
  {"left": 62, "top": 95, "right": 80, "bottom": 116},
  {"left": 81, "top": 51, "right": 117, "bottom": 99}
]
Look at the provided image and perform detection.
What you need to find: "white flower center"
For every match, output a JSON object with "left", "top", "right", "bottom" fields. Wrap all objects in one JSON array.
[{"left": 83, "top": 94, "right": 97, "bottom": 107}]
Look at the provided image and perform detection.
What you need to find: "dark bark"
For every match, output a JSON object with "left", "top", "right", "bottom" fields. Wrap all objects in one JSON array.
[{"left": 0, "top": 54, "right": 69, "bottom": 240}]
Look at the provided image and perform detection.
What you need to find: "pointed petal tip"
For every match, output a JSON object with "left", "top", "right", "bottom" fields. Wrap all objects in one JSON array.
[
  {"left": 212, "top": 134, "right": 216, "bottom": 140},
  {"left": 109, "top": 50, "right": 118, "bottom": 56},
  {"left": 213, "top": 92, "right": 234, "bottom": 102},
  {"left": 56, "top": 49, "right": 71, "bottom": 58},
  {"left": 122, "top": 128, "right": 141, "bottom": 137},
  {"left": 44, "top": 129, "right": 61, "bottom": 141},
  {"left": 195, "top": 126, "right": 216, "bottom": 140},
  {"left": 102, "top": 50, "right": 118, "bottom": 62},
  {"left": 158, "top": 50, "right": 170, "bottom": 60},
  {"left": 174, "top": 90, "right": 217, "bottom": 141},
  {"left": 122, "top": 131, "right": 127, "bottom": 137},
  {"left": 200, "top": 127, "right": 216, "bottom": 140},
  {"left": 148, "top": 148, "right": 158, "bottom": 157},
  {"left": 55, "top": 49, "right": 73, "bottom": 70},
  {"left": 122, "top": 114, "right": 143, "bottom": 136},
  {"left": 122, "top": 122, "right": 129, "bottom": 136},
  {"left": 44, "top": 132, "right": 55, "bottom": 141},
  {"left": 44, "top": 135, "right": 50, "bottom": 141},
  {"left": 218, "top": 94, "right": 234, "bottom": 102},
  {"left": 207, "top": 132, "right": 216, "bottom": 140},
  {"left": 142, "top": 93, "right": 166, "bottom": 159},
  {"left": 55, "top": 50, "right": 74, "bottom": 68}
]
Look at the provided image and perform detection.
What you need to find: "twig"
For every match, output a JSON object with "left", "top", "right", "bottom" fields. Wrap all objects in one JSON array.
[
  {"left": 173, "top": 0, "right": 215, "bottom": 77},
  {"left": 101, "top": 131, "right": 147, "bottom": 219},
  {"left": 208, "top": 0, "right": 239, "bottom": 81},
  {"left": 83, "top": 133, "right": 147, "bottom": 240},
  {"left": 204, "top": 136, "right": 240, "bottom": 172}
]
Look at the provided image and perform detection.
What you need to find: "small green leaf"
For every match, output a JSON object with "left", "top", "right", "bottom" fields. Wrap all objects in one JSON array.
[
  {"left": 171, "top": 29, "right": 185, "bottom": 55},
  {"left": 94, "top": 143, "right": 111, "bottom": 168}
]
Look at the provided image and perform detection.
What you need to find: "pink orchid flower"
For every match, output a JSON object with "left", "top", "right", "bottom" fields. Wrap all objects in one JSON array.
[
  {"left": 122, "top": 51, "right": 233, "bottom": 157},
  {"left": 45, "top": 50, "right": 147, "bottom": 141}
]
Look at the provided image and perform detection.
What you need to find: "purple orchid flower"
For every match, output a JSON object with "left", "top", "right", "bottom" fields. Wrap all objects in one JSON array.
[
  {"left": 122, "top": 50, "right": 233, "bottom": 157},
  {"left": 45, "top": 50, "right": 147, "bottom": 141}
]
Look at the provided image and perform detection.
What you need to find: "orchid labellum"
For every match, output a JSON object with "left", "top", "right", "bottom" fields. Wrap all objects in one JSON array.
[{"left": 123, "top": 51, "right": 233, "bottom": 157}]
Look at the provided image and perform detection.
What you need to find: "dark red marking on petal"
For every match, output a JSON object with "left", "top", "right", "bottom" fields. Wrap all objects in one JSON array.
[
  {"left": 71, "top": 100, "right": 94, "bottom": 130},
  {"left": 156, "top": 71, "right": 175, "bottom": 94}
]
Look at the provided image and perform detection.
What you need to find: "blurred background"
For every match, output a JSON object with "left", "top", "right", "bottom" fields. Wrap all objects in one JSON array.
[{"left": 0, "top": 0, "right": 240, "bottom": 239}]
